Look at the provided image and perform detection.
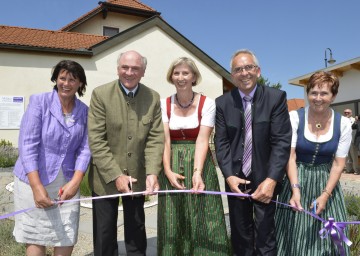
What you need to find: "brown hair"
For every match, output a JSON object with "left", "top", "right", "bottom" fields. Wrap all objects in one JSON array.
[
  {"left": 51, "top": 60, "right": 87, "bottom": 97},
  {"left": 306, "top": 71, "right": 339, "bottom": 96}
]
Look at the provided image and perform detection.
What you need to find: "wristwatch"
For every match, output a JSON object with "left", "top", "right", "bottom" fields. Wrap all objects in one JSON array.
[{"left": 291, "top": 183, "right": 301, "bottom": 189}]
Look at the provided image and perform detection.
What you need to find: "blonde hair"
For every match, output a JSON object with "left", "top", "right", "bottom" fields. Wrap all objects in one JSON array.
[{"left": 166, "top": 57, "right": 202, "bottom": 86}]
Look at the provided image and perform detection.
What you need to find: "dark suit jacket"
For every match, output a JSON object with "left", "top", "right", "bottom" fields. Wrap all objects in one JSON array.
[
  {"left": 353, "top": 121, "right": 360, "bottom": 150},
  {"left": 215, "top": 85, "right": 292, "bottom": 187}
]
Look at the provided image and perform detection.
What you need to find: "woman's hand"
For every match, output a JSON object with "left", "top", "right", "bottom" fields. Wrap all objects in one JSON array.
[
  {"left": 32, "top": 184, "right": 53, "bottom": 208},
  {"left": 28, "top": 171, "right": 53, "bottom": 208},
  {"left": 289, "top": 189, "right": 303, "bottom": 211},
  {"left": 60, "top": 180, "right": 80, "bottom": 201},
  {"left": 59, "top": 171, "right": 84, "bottom": 201},
  {"left": 165, "top": 170, "right": 186, "bottom": 189},
  {"left": 192, "top": 171, "right": 205, "bottom": 192},
  {"left": 310, "top": 193, "right": 329, "bottom": 215}
]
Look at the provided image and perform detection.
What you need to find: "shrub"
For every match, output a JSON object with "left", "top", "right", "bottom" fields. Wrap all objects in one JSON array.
[
  {"left": 80, "top": 168, "right": 91, "bottom": 197},
  {"left": 345, "top": 194, "right": 360, "bottom": 256},
  {"left": 345, "top": 194, "right": 360, "bottom": 220},
  {"left": 0, "top": 139, "right": 18, "bottom": 168},
  {"left": 349, "top": 224, "right": 360, "bottom": 256}
]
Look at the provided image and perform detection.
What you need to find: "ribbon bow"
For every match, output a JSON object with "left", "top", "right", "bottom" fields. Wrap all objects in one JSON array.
[{"left": 319, "top": 217, "right": 352, "bottom": 256}]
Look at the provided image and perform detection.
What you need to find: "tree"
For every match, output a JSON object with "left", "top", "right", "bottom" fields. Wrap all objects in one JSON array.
[{"left": 257, "top": 76, "right": 282, "bottom": 89}]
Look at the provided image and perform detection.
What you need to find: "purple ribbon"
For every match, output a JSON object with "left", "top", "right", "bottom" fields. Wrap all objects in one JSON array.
[
  {"left": 0, "top": 189, "right": 249, "bottom": 220},
  {"left": 1, "top": 189, "right": 359, "bottom": 255},
  {"left": 318, "top": 217, "right": 358, "bottom": 256}
]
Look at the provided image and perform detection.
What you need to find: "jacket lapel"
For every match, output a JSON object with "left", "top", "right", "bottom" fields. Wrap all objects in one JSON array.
[{"left": 48, "top": 90, "right": 76, "bottom": 129}]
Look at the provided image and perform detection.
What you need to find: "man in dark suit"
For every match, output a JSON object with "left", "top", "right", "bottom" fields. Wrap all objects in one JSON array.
[
  {"left": 215, "top": 49, "right": 292, "bottom": 256},
  {"left": 88, "top": 50, "right": 164, "bottom": 256}
]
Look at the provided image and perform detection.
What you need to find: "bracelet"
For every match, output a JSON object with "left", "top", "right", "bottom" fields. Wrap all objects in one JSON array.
[
  {"left": 291, "top": 183, "right": 301, "bottom": 189},
  {"left": 193, "top": 168, "right": 202, "bottom": 175},
  {"left": 322, "top": 189, "right": 332, "bottom": 197}
]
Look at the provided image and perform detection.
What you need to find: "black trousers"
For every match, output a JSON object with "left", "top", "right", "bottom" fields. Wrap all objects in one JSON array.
[
  {"left": 226, "top": 179, "right": 277, "bottom": 256},
  {"left": 92, "top": 192, "right": 147, "bottom": 256}
]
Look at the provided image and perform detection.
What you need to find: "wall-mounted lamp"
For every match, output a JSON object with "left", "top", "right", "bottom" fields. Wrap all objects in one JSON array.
[{"left": 324, "top": 48, "right": 336, "bottom": 68}]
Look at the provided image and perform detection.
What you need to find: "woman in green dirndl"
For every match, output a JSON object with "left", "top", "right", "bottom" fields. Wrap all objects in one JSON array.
[
  {"left": 157, "top": 57, "right": 231, "bottom": 255},
  {"left": 275, "top": 71, "right": 352, "bottom": 255}
]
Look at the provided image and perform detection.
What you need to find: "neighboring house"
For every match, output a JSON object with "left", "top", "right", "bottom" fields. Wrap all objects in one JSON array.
[
  {"left": 289, "top": 57, "right": 360, "bottom": 115},
  {"left": 287, "top": 98, "right": 305, "bottom": 112},
  {"left": 0, "top": 0, "right": 234, "bottom": 145}
]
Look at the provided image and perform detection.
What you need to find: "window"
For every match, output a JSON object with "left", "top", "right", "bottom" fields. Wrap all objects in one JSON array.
[{"left": 103, "top": 26, "right": 119, "bottom": 37}]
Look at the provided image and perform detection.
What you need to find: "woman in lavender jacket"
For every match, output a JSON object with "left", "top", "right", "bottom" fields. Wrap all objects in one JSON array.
[{"left": 13, "top": 60, "right": 91, "bottom": 256}]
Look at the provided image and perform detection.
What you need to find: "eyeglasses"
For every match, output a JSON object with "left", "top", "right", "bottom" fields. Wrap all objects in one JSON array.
[
  {"left": 344, "top": 112, "right": 351, "bottom": 114},
  {"left": 232, "top": 65, "right": 258, "bottom": 74}
]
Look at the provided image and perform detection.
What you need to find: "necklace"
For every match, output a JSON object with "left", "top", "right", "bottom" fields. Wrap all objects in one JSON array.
[
  {"left": 310, "top": 109, "right": 331, "bottom": 130},
  {"left": 175, "top": 92, "right": 195, "bottom": 109}
]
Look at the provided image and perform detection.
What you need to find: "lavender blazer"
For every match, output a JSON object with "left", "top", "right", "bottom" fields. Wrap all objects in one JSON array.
[{"left": 14, "top": 90, "right": 91, "bottom": 185}]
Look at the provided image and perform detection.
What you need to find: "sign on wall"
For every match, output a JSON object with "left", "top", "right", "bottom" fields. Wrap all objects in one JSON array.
[{"left": 0, "top": 96, "right": 25, "bottom": 129}]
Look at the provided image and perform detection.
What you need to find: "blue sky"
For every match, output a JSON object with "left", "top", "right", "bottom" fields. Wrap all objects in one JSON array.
[{"left": 1, "top": 0, "right": 359, "bottom": 99}]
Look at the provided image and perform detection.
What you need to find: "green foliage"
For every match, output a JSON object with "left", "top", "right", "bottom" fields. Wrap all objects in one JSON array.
[
  {"left": 80, "top": 169, "right": 92, "bottom": 197},
  {"left": 345, "top": 194, "right": 360, "bottom": 256},
  {"left": 0, "top": 219, "right": 25, "bottom": 255},
  {"left": 257, "top": 76, "right": 282, "bottom": 89},
  {"left": 0, "top": 139, "right": 18, "bottom": 167},
  {"left": 0, "top": 219, "right": 52, "bottom": 255},
  {"left": 349, "top": 224, "right": 360, "bottom": 256},
  {"left": 345, "top": 194, "right": 360, "bottom": 220}
]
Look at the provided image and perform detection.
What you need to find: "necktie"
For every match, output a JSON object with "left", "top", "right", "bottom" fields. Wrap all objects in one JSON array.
[
  {"left": 128, "top": 91, "right": 134, "bottom": 98},
  {"left": 242, "top": 96, "right": 252, "bottom": 177}
]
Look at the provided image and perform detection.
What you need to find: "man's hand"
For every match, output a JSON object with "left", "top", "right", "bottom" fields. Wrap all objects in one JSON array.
[
  {"left": 251, "top": 178, "right": 277, "bottom": 203},
  {"left": 115, "top": 175, "right": 137, "bottom": 193},
  {"left": 145, "top": 174, "right": 159, "bottom": 195},
  {"left": 226, "top": 176, "right": 251, "bottom": 196}
]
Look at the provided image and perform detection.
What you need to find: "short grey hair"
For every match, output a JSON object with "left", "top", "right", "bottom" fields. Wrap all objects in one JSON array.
[
  {"left": 117, "top": 51, "right": 147, "bottom": 70},
  {"left": 230, "top": 49, "right": 260, "bottom": 71}
]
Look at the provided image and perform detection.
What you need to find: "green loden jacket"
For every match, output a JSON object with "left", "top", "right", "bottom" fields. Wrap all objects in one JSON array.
[{"left": 88, "top": 80, "right": 164, "bottom": 195}]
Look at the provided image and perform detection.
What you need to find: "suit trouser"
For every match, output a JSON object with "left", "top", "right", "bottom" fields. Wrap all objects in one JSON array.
[
  {"left": 346, "top": 142, "right": 359, "bottom": 172},
  {"left": 227, "top": 183, "right": 277, "bottom": 256},
  {"left": 92, "top": 192, "right": 146, "bottom": 256}
]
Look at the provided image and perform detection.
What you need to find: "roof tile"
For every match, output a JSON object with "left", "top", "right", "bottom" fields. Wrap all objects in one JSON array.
[
  {"left": 287, "top": 98, "right": 305, "bottom": 112},
  {"left": 0, "top": 26, "right": 108, "bottom": 50},
  {"left": 107, "top": 0, "right": 156, "bottom": 11}
]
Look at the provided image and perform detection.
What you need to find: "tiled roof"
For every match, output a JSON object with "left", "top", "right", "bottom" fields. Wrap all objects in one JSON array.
[
  {"left": 60, "top": 0, "right": 158, "bottom": 31},
  {"left": 0, "top": 25, "right": 108, "bottom": 51},
  {"left": 287, "top": 98, "right": 305, "bottom": 112},
  {"left": 106, "top": 0, "right": 156, "bottom": 12}
]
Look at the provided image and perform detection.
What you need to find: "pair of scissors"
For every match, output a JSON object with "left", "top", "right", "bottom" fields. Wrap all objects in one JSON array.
[
  {"left": 54, "top": 187, "right": 63, "bottom": 205},
  {"left": 311, "top": 199, "right": 317, "bottom": 214},
  {"left": 128, "top": 176, "right": 133, "bottom": 192}
]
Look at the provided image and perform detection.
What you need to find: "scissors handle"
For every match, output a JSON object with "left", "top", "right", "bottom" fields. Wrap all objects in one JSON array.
[{"left": 312, "top": 200, "right": 317, "bottom": 214}]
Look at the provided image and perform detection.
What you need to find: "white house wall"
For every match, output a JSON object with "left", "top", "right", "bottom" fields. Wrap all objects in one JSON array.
[
  {"left": 0, "top": 26, "right": 223, "bottom": 145},
  {"left": 334, "top": 70, "right": 360, "bottom": 103},
  {"left": 69, "top": 12, "right": 146, "bottom": 35}
]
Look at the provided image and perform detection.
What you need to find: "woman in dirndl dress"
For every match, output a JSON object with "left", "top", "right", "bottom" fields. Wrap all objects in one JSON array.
[
  {"left": 157, "top": 57, "right": 231, "bottom": 255},
  {"left": 275, "top": 71, "right": 352, "bottom": 255},
  {"left": 13, "top": 60, "right": 90, "bottom": 256}
]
